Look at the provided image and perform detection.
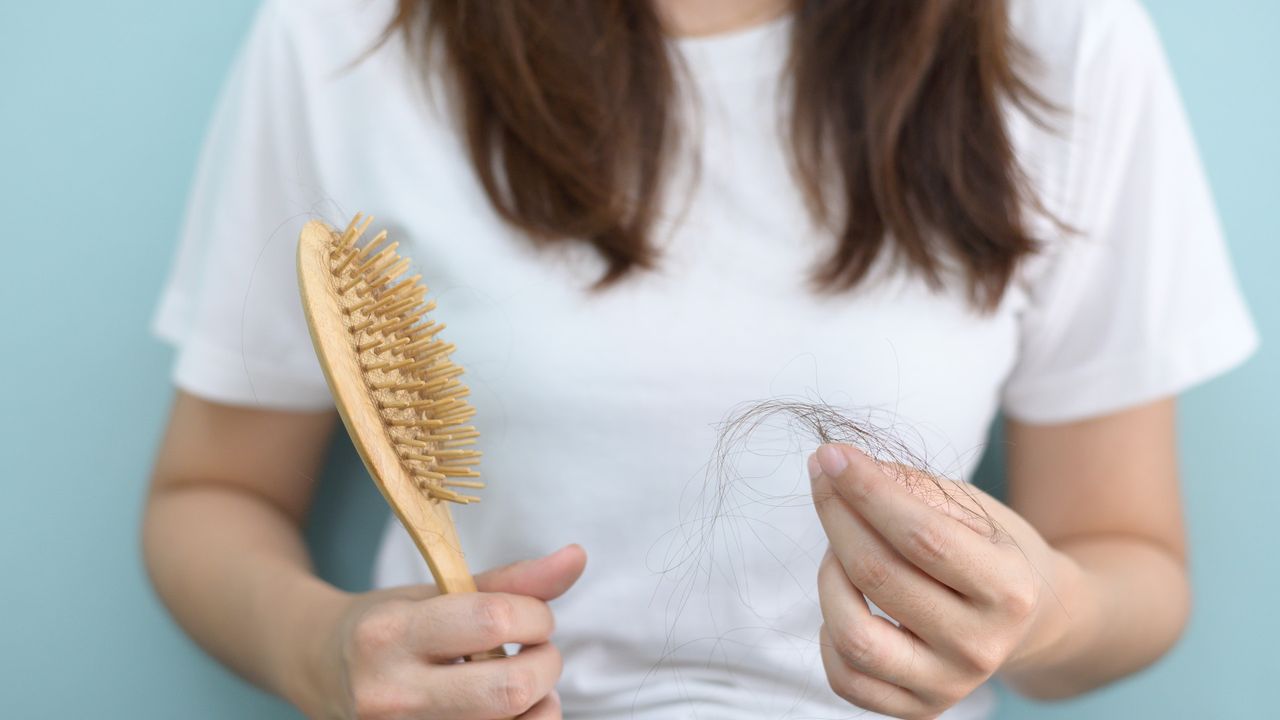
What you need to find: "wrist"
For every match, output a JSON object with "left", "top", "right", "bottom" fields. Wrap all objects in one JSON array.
[
  {"left": 272, "top": 574, "right": 354, "bottom": 719},
  {"left": 1001, "top": 547, "right": 1100, "bottom": 683}
]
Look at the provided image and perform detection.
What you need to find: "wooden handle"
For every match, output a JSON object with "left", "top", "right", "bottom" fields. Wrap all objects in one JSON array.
[
  {"left": 468, "top": 646, "right": 510, "bottom": 662},
  {"left": 439, "top": 565, "right": 511, "bottom": 663}
]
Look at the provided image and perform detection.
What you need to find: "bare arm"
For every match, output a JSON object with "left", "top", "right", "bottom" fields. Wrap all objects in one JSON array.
[
  {"left": 998, "top": 397, "right": 1190, "bottom": 698},
  {"left": 143, "top": 391, "right": 584, "bottom": 719},
  {"left": 141, "top": 390, "right": 348, "bottom": 710}
]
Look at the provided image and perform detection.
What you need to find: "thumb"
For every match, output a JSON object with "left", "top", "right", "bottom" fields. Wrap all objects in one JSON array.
[{"left": 474, "top": 544, "right": 588, "bottom": 601}]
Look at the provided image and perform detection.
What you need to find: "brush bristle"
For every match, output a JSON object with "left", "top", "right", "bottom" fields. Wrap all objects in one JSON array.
[{"left": 325, "top": 214, "right": 482, "bottom": 504}]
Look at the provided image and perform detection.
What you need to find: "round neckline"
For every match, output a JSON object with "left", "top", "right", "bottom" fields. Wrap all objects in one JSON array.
[
  {"left": 669, "top": 12, "right": 793, "bottom": 82},
  {"left": 669, "top": 11, "right": 792, "bottom": 49}
]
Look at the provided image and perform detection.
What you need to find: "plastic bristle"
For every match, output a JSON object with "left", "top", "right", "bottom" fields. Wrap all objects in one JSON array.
[{"left": 323, "top": 218, "right": 483, "bottom": 505}]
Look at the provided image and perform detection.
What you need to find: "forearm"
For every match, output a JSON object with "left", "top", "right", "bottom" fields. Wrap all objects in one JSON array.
[
  {"left": 999, "top": 534, "right": 1190, "bottom": 699},
  {"left": 141, "top": 483, "right": 349, "bottom": 712}
]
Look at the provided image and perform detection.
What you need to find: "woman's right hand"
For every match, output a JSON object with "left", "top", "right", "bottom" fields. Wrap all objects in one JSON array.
[{"left": 300, "top": 544, "right": 588, "bottom": 720}]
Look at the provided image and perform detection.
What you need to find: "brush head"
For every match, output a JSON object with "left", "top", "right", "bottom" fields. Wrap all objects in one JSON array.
[{"left": 297, "top": 214, "right": 483, "bottom": 506}]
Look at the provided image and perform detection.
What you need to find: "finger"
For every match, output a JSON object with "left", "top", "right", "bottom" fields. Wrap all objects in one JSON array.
[
  {"left": 434, "top": 641, "right": 563, "bottom": 719},
  {"left": 408, "top": 592, "right": 555, "bottom": 660},
  {"left": 813, "top": 444, "right": 1005, "bottom": 602},
  {"left": 517, "top": 689, "right": 561, "bottom": 720},
  {"left": 878, "top": 461, "right": 1005, "bottom": 537},
  {"left": 819, "top": 625, "right": 930, "bottom": 719},
  {"left": 475, "top": 544, "right": 588, "bottom": 601},
  {"left": 811, "top": 465, "right": 974, "bottom": 647},
  {"left": 817, "top": 549, "right": 943, "bottom": 689}
]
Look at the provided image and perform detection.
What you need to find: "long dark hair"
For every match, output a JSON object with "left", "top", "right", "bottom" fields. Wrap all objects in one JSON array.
[{"left": 387, "top": 0, "right": 1044, "bottom": 310}]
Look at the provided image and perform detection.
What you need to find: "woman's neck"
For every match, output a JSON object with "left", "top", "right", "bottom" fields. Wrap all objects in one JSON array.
[{"left": 654, "top": 0, "right": 791, "bottom": 38}]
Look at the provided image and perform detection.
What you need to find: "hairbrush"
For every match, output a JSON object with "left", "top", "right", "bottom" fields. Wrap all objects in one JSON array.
[{"left": 296, "top": 214, "right": 489, "bottom": 599}]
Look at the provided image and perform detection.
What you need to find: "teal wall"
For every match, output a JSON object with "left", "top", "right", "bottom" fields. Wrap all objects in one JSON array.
[{"left": 1, "top": 1, "right": 1273, "bottom": 717}]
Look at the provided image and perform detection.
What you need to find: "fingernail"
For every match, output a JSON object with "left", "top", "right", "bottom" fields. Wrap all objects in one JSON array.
[
  {"left": 806, "top": 452, "right": 821, "bottom": 481},
  {"left": 816, "top": 444, "right": 848, "bottom": 477}
]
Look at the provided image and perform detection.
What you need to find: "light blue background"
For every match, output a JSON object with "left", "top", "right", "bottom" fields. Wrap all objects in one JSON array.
[{"left": 1, "top": 1, "right": 1274, "bottom": 717}]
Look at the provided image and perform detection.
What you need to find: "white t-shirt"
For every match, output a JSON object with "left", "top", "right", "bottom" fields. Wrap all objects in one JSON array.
[{"left": 152, "top": 0, "right": 1258, "bottom": 717}]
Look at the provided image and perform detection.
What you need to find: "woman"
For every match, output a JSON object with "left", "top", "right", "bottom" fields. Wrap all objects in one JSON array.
[{"left": 143, "top": 0, "right": 1258, "bottom": 718}]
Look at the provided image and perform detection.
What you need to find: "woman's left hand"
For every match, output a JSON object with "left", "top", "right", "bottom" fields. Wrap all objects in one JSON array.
[{"left": 808, "top": 443, "right": 1082, "bottom": 719}]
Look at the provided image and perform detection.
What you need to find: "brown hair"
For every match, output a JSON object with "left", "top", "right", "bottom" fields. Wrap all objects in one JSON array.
[{"left": 387, "top": 1, "right": 1044, "bottom": 309}]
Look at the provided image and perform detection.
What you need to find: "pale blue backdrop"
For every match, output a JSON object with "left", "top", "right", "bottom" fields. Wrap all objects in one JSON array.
[{"left": 1, "top": 1, "right": 1275, "bottom": 717}]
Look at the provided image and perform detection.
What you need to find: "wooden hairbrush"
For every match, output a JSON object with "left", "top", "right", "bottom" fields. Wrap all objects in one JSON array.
[{"left": 296, "top": 214, "right": 489, "bottom": 598}]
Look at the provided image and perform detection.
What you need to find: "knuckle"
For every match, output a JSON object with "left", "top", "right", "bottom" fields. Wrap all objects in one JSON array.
[
  {"left": 821, "top": 633, "right": 889, "bottom": 712},
  {"left": 492, "top": 666, "right": 539, "bottom": 715},
  {"left": 996, "top": 579, "right": 1038, "bottom": 618},
  {"left": 826, "top": 671, "right": 878, "bottom": 712},
  {"left": 351, "top": 602, "right": 407, "bottom": 654},
  {"left": 854, "top": 553, "right": 892, "bottom": 594},
  {"left": 959, "top": 640, "right": 1004, "bottom": 675},
  {"left": 905, "top": 524, "right": 950, "bottom": 564},
  {"left": 474, "top": 595, "right": 516, "bottom": 643},
  {"left": 832, "top": 626, "right": 880, "bottom": 671}
]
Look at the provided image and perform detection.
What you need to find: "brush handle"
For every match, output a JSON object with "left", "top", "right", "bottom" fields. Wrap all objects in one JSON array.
[
  {"left": 469, "top": 646, "right": 511, "bottom": 662},
  {"left": 441, "top": 567, "right": 514, "bottom": 718},
  {"left": 424, "top": 544, "right": 512, "bottom": 664}
]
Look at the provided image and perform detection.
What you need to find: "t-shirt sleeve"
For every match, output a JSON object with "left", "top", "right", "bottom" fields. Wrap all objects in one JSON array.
[
  {"left": 999, "top": 0, "right": 1259, "bottom": 424},
  {"left": 151, "top": 0, "right": 335, "bottom": 411}
]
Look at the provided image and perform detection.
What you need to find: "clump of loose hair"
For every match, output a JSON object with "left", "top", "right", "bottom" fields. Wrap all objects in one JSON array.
[
  {"left": 641, "top": 397, "right": 1018, "bottom": 701},
  {"left": 710, "top": 398, "right": 1005, "bottom": 541}
]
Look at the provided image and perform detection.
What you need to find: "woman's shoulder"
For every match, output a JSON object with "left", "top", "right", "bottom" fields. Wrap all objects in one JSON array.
[
  {"left": 270, "top": 0, "right": 397, "bottom": 28},
  {"left": 258, "top": 0, "right": 402, "bottom": 72},
  {"left": 1005, "top": 0, "right": 1174, "bottom": 218},
  {"left": 1011, "top": 0, "right": 1163, "bottom": 99}
]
